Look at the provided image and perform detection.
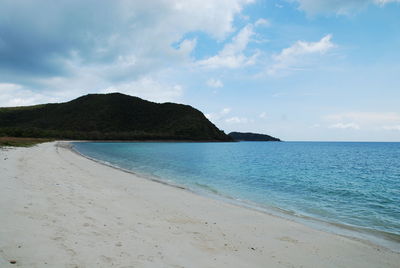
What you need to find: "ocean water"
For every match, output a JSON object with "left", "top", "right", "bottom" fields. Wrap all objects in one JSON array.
[{"left": 72, "top": 141, "right": 400, "bottom": 250}]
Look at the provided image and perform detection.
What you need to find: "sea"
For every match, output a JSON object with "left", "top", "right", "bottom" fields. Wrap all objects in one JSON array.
[{"left": 72, "top": 141, "right": 400, "bottom": 251}]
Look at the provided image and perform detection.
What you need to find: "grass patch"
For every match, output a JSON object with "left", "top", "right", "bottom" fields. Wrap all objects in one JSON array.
[{"left": 0, "top": 137, "right": 53, "bottom": 147}]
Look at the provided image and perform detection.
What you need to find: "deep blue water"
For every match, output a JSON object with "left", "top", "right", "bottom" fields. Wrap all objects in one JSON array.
[{"left": 72, "top": 141, "right": 400, "bottom": 248}]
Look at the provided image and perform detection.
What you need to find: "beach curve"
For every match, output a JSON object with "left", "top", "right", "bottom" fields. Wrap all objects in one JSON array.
[{"left": 0, "top": 141, "right": 399, "bottom": 267}]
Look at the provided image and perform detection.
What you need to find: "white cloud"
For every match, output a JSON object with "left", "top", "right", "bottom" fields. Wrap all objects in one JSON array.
[
  {"left": 259, "top": 112, "right": 268, "bottom": 119},
  {"left": 168, "top": 0, "right": 254, "bottom": 40},
  {"left": 102, "top": 77, "right": 183, "bottom": 103},
  {"left": 0, "top": 83, "right": 56, "bottom": 107},
  {"left": 292, "top": 0, "right": 400, "bottom": 15},
  {"left": 197, "top": 24, "right": 258, "bottom": 69},
  {"left": 225, "top": 116, "right": 249, "bottom": 124},
  {"left": 375, "top": 0, "right": 400, "bottom": 3},
  {"left": 255, "top": 18, "right": 270, "bottom": 27},
  {"left": 267, "top": 34, "right": 335, "bottom": 76},
  {"left": 222, "top": 108, "right": 231, "bottom": 115},
  {"left": 205, "top": 107, "right": 231, "bottom": 121},
  {"left": 207, "top": 108, "right": 253, "bottom": 125},
  {"left": 177, "top": 38, "right": 197, "bottom": 56},
  {"left": 329, "top": 123, "right": 360, "bottom": 130},
  {"left": 383, "top": 125, "right": 400, "bottom": 131},
  {"left": 0, "top": 83, "right": 22, "bottom": 92},
  {"left": 206, "top": 78, "right": 224, "bottom": 88},
  {"left": 325, "top": 112, "right": 400, "bottom": 124},
  {"left": 325, "top": 112, "right": 400, "bottom": 131}
]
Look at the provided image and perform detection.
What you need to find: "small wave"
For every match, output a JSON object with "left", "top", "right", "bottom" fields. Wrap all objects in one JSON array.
[{"left": 193, "top": 182, "right": 219, "bottom": 194}]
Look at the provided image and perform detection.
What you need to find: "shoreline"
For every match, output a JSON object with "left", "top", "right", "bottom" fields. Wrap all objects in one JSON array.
[
  {"left": 69, "top": 141, "right": 400, "bottom": 253},
  {"left": 1, "top": 141, "right": 399, "bottom": 267}
]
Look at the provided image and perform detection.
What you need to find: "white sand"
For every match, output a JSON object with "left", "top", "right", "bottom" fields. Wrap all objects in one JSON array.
[{"left": 0, "top": 142, "right": 399, "bottom": 267}]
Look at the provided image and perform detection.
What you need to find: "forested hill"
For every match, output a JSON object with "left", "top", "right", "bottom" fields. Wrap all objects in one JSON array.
[
  {"left": 228, "top": 132, "right": 281, "bottom": 142},
  {"left": 0, "top": 93, "right": 232, "bottom": 141}
]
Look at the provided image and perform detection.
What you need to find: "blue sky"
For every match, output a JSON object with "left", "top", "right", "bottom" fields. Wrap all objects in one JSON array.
[{"left": 0, "top": 0, "right": 399, "bottom": 141}]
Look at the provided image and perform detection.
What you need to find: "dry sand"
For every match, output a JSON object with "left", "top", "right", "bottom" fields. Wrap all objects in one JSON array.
[{"left": 0, "top": 142, "right": 399, "bottom": 267}]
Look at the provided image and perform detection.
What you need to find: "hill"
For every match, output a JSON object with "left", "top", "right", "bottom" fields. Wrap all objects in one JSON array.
[
  {"left": 228, "top": 132, "right": 281, "bottom": 142},
  {"left": 0, "top": 93, "right": 232, "bottom": 141}
]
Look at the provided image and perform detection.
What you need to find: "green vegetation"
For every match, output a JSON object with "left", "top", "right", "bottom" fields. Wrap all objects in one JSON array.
[
  {"left": 228, "top": 132, "right": 281, "bottom": 142},
  {"left": 0, "top": 93, "right": 232, "bottom": 141},
  {"left": 0, "top": 137, "right": 53, "bottom": 147}
]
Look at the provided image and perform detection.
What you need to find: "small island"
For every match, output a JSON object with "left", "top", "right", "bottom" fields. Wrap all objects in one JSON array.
[{"left": 228, "top": 132, "right": 281, "bottom": 142}]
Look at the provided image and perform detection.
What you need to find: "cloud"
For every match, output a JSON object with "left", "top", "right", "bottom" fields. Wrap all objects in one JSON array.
[
  {"left": 291, "top": 0, "right": 400, "bottom": 15},
  {"left": 206, "top": 78, "right": 224, "bottom": 88},
  {"left": 206, "top": 108, "right": 253, "bottom": 125},
  {"left": 376, "top": 0, "right": 400, "bottom": 3},
  {"left": 205, "top": 107, "right": 231, "bottom": 121},
  {"left": 177, "top": 38, "right": 198, "bottom": 56},
  {"left": 383, "top": 125, "right": 400, "bottom": 131},
  {"left": 259, "top": 112, "right": 268, "bottom": 119},
  {"left": 0, "top": 83, "right": 57, "bottom": 107},
  {"left": 197, "top": 24, "right": 258, "bottom": 69},
  {"left": 267, "top": 34, "right": 335, "bottom": 76},
  {"left": 0, "top": 83, "right": 21, "bottom": 92},
  {"left": 0, "top": 0, "right": 253, "bottom": 104},
  {"left": 255, "top": 18, "right": 270, "bottom": 27},
  {"left": 101, "top": 77, "right": 184, "bottom": 103},
  {"left": 325, "top": 112, "right": 400, "bottom": 124},
  {"left": 329, "top": 123, "right": 360, "bottom": 130},
  {"left": 225, "top": 116, "right": 249, "bottom": 124},
  {"left": 325, "top": 112, "right": 400, "bottom": 131}
]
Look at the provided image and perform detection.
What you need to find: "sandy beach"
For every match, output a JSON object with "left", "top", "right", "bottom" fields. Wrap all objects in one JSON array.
[{"left": 0, "top": 142, "right": 399, "bottom": 267}]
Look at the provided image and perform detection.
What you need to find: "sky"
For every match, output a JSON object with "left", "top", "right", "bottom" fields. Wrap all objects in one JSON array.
[{"left": 0, "top": 0, "right": 399, "bottom": 141}]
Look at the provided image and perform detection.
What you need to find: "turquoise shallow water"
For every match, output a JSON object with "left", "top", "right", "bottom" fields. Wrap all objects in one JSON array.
[{"left": 72, "top": 141, "right": 400, "bottom": 249}]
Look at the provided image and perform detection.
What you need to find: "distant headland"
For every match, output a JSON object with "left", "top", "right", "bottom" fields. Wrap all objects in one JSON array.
[
  {"left": 0, "top": 93, "right": 232, "bottom": 142},
  {"left": 228, "top": 132, "right": 281, "bottom": 142}
]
